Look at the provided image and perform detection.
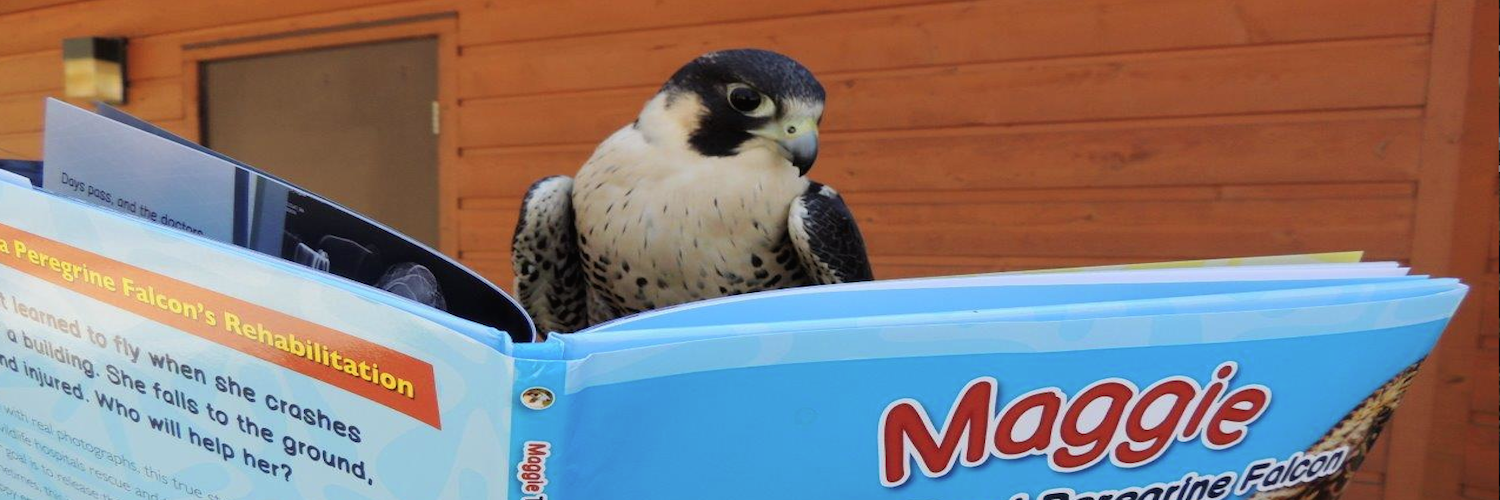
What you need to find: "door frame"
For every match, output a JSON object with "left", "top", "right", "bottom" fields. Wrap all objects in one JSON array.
[{"left": 178, "top": 13, "right": 461, "bottom": 255}]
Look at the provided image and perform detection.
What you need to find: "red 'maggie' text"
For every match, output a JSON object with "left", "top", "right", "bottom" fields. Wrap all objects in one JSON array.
[{"left": 878, "top": 362, "right": 1270, "bottom": 487}]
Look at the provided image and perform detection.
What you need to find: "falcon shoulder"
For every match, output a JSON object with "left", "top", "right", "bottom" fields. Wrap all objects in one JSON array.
[
  {"left": 787, "top": 183, "right": 874, "bottom": 284},
  {"left": 512, "top": 176, "right": 589, "bottom": 334}
]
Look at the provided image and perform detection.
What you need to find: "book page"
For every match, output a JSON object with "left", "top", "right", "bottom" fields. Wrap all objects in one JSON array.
[
  {"left": 0, "top": 181, "right": 515, "bottom": 499},
  {"left": 39, "top": 100, "right": 534, "bottom": 341}
]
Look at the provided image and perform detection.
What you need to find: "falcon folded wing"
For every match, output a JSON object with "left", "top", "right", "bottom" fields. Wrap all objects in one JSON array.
[
  {"left": 788, "top": 183, "right": 874, "bottom": 285},
  {"left": 512, "top": 176, "right": 589, "bottom": 334}
]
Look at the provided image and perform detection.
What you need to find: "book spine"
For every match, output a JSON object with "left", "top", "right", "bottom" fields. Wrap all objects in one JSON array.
[{"left": 508, "top": 346, "right": 570, "bottom": 500}]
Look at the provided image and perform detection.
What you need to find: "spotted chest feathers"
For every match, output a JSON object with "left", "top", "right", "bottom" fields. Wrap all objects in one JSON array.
[{"left": 572, "top": 126, "right": 812, "bottom": 321}]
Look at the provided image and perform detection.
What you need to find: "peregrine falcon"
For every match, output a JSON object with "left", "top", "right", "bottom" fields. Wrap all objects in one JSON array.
[{"left": 512, "top": 49, "right": 873, "bottom": 334}]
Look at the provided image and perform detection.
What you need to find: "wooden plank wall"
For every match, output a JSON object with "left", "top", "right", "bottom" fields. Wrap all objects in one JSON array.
[
  {"left": 0, "top": 1, "right": 1493, "bottom": 497},
  {"left": 1427, "top": 2, "right": 1498, "bottom": 497}
]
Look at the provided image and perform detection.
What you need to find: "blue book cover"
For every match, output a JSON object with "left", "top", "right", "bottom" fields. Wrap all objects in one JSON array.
[{"left": 0, "top": 102, "right": 1469, "bottom": 500}]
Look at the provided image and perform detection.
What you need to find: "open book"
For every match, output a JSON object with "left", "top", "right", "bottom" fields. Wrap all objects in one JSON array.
[{"left": 0, "top": 100, "right": 1467, "bottom": 500}]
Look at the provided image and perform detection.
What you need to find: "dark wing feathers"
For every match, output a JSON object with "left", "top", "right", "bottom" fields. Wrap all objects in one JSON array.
[
  {"left": 788, "top": 183, "right": 874, "bottom": 284},
  {"left": 512, "top": 176, "right": 589, "bottom": 334}
]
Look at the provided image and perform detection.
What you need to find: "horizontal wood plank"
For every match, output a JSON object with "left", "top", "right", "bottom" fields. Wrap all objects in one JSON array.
[
  {"left": 1342, "top": 480, "right": 1385, "bottom": 500},
  {"left": 459, "top": 0, "right": 947, "bottom": 46},
  {"left": 458, "top": 180, "right": 1417, "bottom": 211},
  {"left": 0, "top": 51, "right": 60, "bottom": 97},
  {"left": 1219, "top": 182, "right": 1415, "bottom": 201},
  {"left": 0, "top": 0, "right": 419, "bottom": 57},
  {"left": 461, "top": 181, "right": 1414, "bottom": 211},
  {"left": 455, "top": 192, "right": 1413, "bottom": 261},
  {"left": 0, "top": 93, "right": 51, "bottom": 135},
  {"left": 850, "top": 197, "right": 1412, "bottom": 259},
  {"left": 853, "top": 186, "right": 1218, "bottom": 205},
  {"left": 460, "top": 0, "right": 1434, "bottom": 98},
  {"left": 458, "top": 38, "right": 1431, "bottom": 148},
  {"left": 0, "top": 132, "right": 42, "bottom": 159},
  {"left": 460, "top": 256, "right": 513, "bottom": 291},
  {"left": 457, "top": 114, "right": 1424, "bottom": 199},
  {"left": 1462, "top": 486, "right": 1500, "bottom": 500},
  {"left": 124, "top": 0, "right": 459, "bottom": 81},
  {"left": 0, "top": 0, "right": 86, "bottom": 15},
  {"left": 458, "top": 145, "right": 591, "bottom": 198},
  {"left": 0, "top": 47, "right": 184, "bottom": 97},
  {"left": 458, "top": 207, "right": 518, "bottom": 250},
  {"left": 0, "top": 80, "right": 183, "bottom": 135}
]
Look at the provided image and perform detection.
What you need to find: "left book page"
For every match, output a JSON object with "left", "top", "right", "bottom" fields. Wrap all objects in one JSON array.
[
  {"left": 0, "top": 178, "right": 516, "bottom": 499},
  {"left": 38, "top": 99, "right": 534, "bottom": 341}
]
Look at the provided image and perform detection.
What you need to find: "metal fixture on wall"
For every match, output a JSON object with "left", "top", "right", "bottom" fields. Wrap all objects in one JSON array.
[{"left": 62, "top": 37, "right": 127, "bottom": 105}]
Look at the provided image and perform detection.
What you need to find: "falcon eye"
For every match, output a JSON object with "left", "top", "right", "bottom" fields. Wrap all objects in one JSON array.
[{"left": 727, "top": 84, "right": 767, "bottom": 115}]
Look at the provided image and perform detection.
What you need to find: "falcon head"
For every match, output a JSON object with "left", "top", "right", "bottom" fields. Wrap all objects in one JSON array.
[{"left": 652, "top": 49, "right": 825, "bottom": 176}]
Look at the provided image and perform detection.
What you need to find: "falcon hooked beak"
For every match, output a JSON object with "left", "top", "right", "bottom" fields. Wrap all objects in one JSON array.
[{"left": 754, "top": 114, "right": 819, "bottom": 175}]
